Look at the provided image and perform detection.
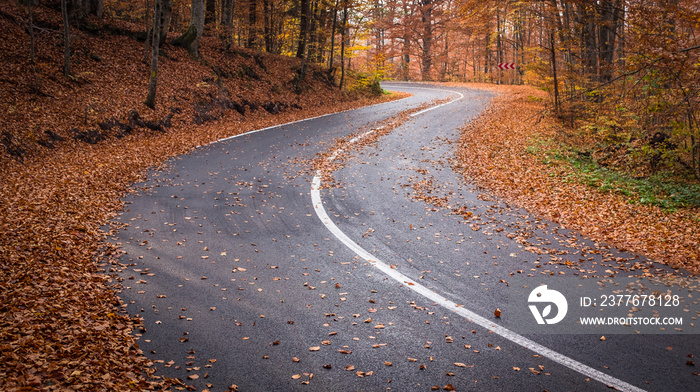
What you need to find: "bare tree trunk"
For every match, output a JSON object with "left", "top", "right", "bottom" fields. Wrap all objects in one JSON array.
[
  {"left": 246, "top": 0, "right": 257, "bottom": 48},
  {"left": 328, "top": 0, "right": 339, "bottom": 69},
  {"left": 597, "top": 0, "right": 619, "bottom": 83},
  {"left": 401, "top": 0, "right": 411, "bottom": 80},
  {"left": 307, "top": 0, "right": 320, "bottom": 62},
  {"left": 159, "top": 0, "right": 173, "bottom": 46},
  {"left": 174, "top": 0, "right": 204, "bottom": 56},
  {"left": 496, "top": 10, "right": 502, "bottom": 84},
  {"left": 550, "top": 30, "right": 559, "bottom": 113},
  {"left": 263, "top": 0, "right": 272, "bottom": 52},
  {"left": 205, "top": 0, "right": 216, "bottom": 25},
  {"left": 577, "top": 4, "right": 598, "bottom": 82},
  {"left": 294, "top": 0, "right": 314, "bottom": 93},
  {"left": 615, "top": 0, "right": 625, "bottom": 68},
  {"left": 146, "top": 0, "right": 162, "bottom": 109},
  {"left": 441, "top": 29, "right": 448, "bottom": 81},
  {"left": 91, "top": 0, "right": 104, "bottom": 18},
  {"left": 61, "top": 0, "right": 71, "bottom": 77},
  {"left": 221, "top": 0, "right": 235, "bottom": 45},
  {"left": 419, "top": 0, "right": 433, "bottom": 81},
  {"left": 296, "top": 0, "right": 310, "bottom": 58},
  {"left": 339, "top": 0, "right": 348, "bottom": 89}
]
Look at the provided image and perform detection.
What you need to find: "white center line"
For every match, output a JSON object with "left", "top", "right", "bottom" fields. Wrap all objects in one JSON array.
[{"left": 310, "top": 86, "right": 646, "bottom": 392}]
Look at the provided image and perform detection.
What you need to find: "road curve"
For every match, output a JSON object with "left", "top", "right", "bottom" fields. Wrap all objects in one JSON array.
[{"left": 111, "top": 83, "right": 698, "bottom": 392}]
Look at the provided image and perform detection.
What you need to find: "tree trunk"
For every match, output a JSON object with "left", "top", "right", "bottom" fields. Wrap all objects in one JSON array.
[
  {"left": 550, "top": 30, "right": 559, "bottom": 113},
  {"left": 159, "top": 0, "right": 173, "bottom": 46},
  {"left": 146, "top": 0, "right": 162, "bottom": 109},
  {"left": 440, "top": 29, "right": 448, "bottom": 81},
  {"left": 597, "top": 0, "right": 619, "bottom": 83},
  {"left": 296, "top": 0, "right": 310, "bottom": 58},
  {"left": 328, "top": 0, "right": 338, "bottom": 68},
  {"left": 577, "top": 4, "right": 598, "bottom": 82},
  {"left": 263, "top": 0, "right": 272, "bottom": 52},
  {"left": 246, "top": 0, "right": 257, "bottom": 48},
  {"left": 496, "top": 10, "right": 502, "bottom": 84},
  {"left": 205, "top": 0, "right": 216, "bottom": 25},
  {"left": 90, "top": 0, "right": 103, "bottom": 18},
  {"left": 400, "top": 0, "right": 411, "bottom": 80},
  {"left": 61, "top": 0, "right": 71, "bottom": 77},
  {"left": 339, "top": 0, "right": 348, "bottom": 89},
  {"left": 221, "top": 0, "right": 235, "bottom": 44},
  {"left": 70, "top": 0, "right": 103, "bottom": 20},
  {"left": 174, "top": 0, "right": 204, "bottom": 56},
  {"left": 615, "top": 0, "right": 625, "bottom": 68},
  {"left": 307, "top": 0, "right": 319, "bottom": 62},
  {"left": 419, "top": 0, "right": 433, "bottom": 81}
]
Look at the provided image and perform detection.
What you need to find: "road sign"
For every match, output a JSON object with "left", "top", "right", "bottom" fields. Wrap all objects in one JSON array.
[{"left": 497, "top": 63, "right": 516, "bottom": 70}]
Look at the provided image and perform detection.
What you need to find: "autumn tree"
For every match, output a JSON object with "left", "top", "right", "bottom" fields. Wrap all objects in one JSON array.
[
  {"left": 296, "top": 0, "right": 311, "bottom": 58},
  {"left": 173, "top": 0, "right": 204, "bottom": 56},
  {"left": 246, "top": 0, "right": 257, "bottom": 48},
  {"left": 145, "top": 0, "right": 162, "bottom": 108},
  {"left": 159, "top": 0, "right": 173, "bottom": 46},
  {"left": 221, "top": 0, "right": 235, "bottom": 46}
]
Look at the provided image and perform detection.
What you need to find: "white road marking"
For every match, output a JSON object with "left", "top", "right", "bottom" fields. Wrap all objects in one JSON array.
[
  {"left": 310, "top": 86, "right": 646, "bottom": 392},
  {"left": 196, "top": 96, "right": 409, "bottom": 149}
]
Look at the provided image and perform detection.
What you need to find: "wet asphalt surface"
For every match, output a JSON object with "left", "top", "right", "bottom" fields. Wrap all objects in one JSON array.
[{"left": 109, "top": 83, "right": 699, "bottom": 391}]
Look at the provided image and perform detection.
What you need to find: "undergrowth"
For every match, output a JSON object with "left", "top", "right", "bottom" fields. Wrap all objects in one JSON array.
[{"left": 526, "top": 138, "right": 700, "bottom": 212}]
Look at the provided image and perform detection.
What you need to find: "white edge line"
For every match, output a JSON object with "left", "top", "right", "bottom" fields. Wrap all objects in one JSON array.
[
  {"left": 194, "top": 95, "right": 412, "bottom": 149},
  {"left": 309, "top": 88, "right": 646, "bottom": 392}
]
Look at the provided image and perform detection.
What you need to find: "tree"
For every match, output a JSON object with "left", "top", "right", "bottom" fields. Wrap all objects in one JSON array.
[
  {"left": 296, "top": 0, "right": 310, "bottom": 58},
  {"left": 328, "top": 0, "right": 339, "bottom": 70},
  {"left": 263, "top": 0, "right": 273, "bottom": 52},
  {"left": 246, "top": 0, "right": 257, "bottom": 48},
  {"left": 205, "top": 0, "right": 216, "bottom": 24},
  {"left": 221, "top": 0, "right": 235, "bottom": 45},
  {"left": 159, "top": 0, "right": 173, "bottom": 46},
  {"left": 173, "top": 0, "right": 205, "bottom": 56},
  {"left": 339, "top": 0, "right": 349, "bottom": 89},
  {"left": 145, "top": 0, "right": 162, "bottom": 108}
]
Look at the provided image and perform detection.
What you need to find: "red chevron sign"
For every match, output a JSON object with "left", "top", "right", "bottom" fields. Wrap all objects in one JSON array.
[{"left": 497, "top": 63, "right": 516, "bottom": 70}]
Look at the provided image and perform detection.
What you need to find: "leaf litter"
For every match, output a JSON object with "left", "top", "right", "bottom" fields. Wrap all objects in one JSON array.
[{"left": 0, "top": 3, "right": 406, "bottom": 389}]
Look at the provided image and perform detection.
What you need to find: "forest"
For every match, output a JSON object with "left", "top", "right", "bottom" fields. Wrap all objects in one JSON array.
[
  {"left": 1, "top": 0, "right": 699, "bottom": 390},
  {"left": 121, "top": 0, "right": 700, "bottom": 182},
  {"left": 5, "top": 0, "right": 699, "bottom": 182}
]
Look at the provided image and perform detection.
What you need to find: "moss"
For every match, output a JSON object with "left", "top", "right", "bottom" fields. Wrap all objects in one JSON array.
[{"left": 173, "top": 25, "right": 199, "bottom": 56}]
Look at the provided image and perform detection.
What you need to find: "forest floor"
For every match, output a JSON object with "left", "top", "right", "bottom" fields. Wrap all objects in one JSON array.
[
  {"left": 0, "top": 2, "right": 401, "bottom": 390},
  {"left": 449, "top": 82, "right": 699, "bottom": 275}
]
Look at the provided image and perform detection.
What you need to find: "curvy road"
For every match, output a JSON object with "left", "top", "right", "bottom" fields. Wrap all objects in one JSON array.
[{"left": 111, "top": 83, "right": 699, "bottom": 391}]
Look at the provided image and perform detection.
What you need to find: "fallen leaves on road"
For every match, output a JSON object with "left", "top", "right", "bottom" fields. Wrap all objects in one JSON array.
[{"left": 452, "top": 83, "right": 699, "bottom": 270}]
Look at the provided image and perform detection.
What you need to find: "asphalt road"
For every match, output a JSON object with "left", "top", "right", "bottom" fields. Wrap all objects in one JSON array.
[{"left": 110, "top": 83, "right": 699, "bottom": 392}]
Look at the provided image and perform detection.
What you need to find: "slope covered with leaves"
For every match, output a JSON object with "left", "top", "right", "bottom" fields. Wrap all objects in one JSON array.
[
  {"left": 452, "top": 83, "right": 699, "bottom": 273},
  {"left": 0, "top": 2, "right": 398, "bottom": 390}
]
